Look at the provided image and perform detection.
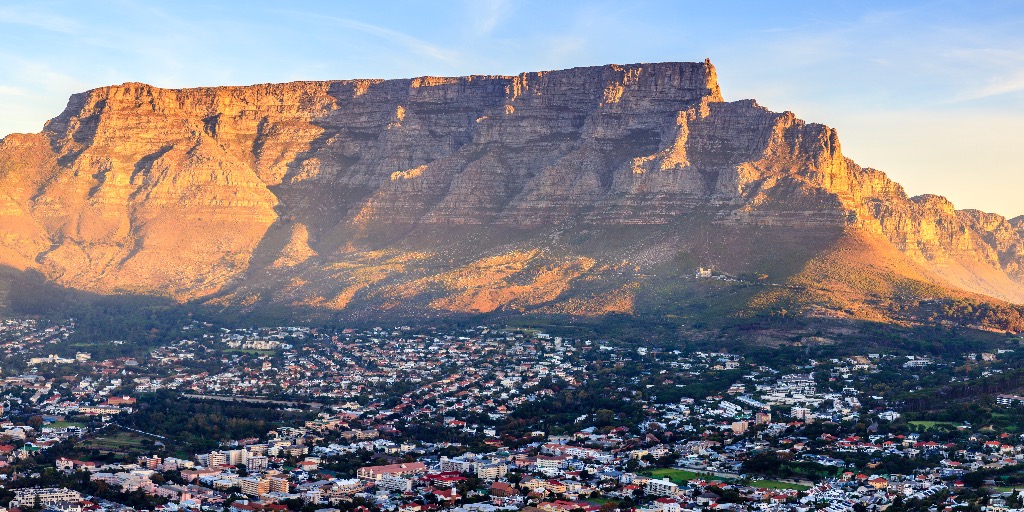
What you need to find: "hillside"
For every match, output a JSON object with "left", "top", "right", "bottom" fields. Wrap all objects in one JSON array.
[{"left": 0, "top": 61, "right": 1022, "bottom": 327}]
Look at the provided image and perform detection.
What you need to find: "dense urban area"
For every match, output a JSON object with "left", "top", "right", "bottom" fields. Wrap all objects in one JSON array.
[{"left": 2, "top": 316, "right": 1024, "bottom": 512}]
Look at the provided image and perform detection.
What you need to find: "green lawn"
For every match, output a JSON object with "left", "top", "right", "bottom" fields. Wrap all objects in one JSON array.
[
  {"left": 908, "top": 420, "right": 958, "bottom": 430},
  {"left": 646, "top": 469, "right": 810, "bottom": 491},
  {"left": 647, "top": 468, "right": 698, "bottom": 483},
  {"left": 994, "top": 486, "right": 1024, "bottom": 493},
  {"left": 991, "top": 413, "right": 1020, "bottom": 432},
  {"left": 750, "top": 479, "right": 811, "bottom": 491},
  {"left": 646, "top": 468, "right": 719, "bottom": 484},
  {"left": 46, "top": 421, "right": 86, "bottom": 428},
  {"left": 79, "top": 432, "right": 150, "bottom": 453}
]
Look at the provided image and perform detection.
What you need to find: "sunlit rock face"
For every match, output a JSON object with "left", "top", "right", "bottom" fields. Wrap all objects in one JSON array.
[{"left": 0, "top": 61, "right": 1022, "bottom": 317}]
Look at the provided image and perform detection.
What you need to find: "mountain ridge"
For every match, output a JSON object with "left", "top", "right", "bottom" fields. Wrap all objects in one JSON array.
[{"left": 0, "top": 61, "right": 1022, "bottom": 326}]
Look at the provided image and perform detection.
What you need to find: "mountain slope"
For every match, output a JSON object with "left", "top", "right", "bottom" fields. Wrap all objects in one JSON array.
[{"left": 0, "top": 61, "right": 1021, "bottom": 323}]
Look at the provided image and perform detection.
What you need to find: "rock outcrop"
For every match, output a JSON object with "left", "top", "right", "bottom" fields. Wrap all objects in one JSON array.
[
  {"left": 0, "top": 61, "right": 1022, "bottom": 319},
  {"left": 1012, "top": 216, "right": 1024, "bottom": 236}
]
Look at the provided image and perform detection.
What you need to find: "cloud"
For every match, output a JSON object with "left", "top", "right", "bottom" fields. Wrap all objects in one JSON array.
[
  {"left": 956, "top": 70, "right": 1024, "bottom": 101},
  {"left": 0, "top": 4, "right": 82, "bottom": 34},
  {"left": 937, "top": 47, "right": 1024, "bottom": 102},
  {"left": 467, "top": 0, "right": 512, "bottom": 36},
  {"left": 0, "top": 51, "right": 89, "bottom": 91},
  {"left": 281, "top": 11, "right": 460, "bottom": 66}
]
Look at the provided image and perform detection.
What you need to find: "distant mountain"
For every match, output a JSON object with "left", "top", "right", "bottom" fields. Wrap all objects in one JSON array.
[{"left": 0, "top": 61, "right": 1021, "bottom": 328}]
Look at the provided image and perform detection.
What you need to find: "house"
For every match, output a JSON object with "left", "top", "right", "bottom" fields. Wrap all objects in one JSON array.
[
  {"left": 431, "top": 488, "right": 459, "bottom": 505},
  {"left": 652, "top": 497, "right": 681, "bottom": 512}
]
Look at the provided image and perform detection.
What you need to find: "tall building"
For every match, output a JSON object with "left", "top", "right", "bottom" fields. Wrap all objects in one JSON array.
[
  {"left": 240, "top": 477, "right": 270, "bottom": 496},
  {"left": 207, "top": 451, "right": 227, "bottom": 467},
  {"left": 268, "top": 476, "right": 290, "bottom": 493},
  {"left": 755, "top": 412, "right": 772, "bottom": 425},
  {"left": 246, "top": 456, "right": 269, "bottom": 474}
]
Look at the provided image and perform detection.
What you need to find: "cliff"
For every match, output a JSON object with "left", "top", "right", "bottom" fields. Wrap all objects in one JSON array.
[{"left": 1, "top": 61, "right": 1022, "bottom": 322}]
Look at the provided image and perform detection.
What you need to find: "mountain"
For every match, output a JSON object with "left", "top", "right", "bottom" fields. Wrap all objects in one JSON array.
[{"left": 0, "top": 61, "right": 1022, "bottom": 328}]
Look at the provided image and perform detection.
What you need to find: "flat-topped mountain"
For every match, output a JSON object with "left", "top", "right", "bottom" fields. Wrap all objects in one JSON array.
[{"left": 0, "top": 61, "right": 1022, "bottom": 327}]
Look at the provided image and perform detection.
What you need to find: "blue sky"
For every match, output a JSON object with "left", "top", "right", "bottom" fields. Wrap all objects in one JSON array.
[{"left": 1, "top": 0, "right": 1022, "bottom": 217}]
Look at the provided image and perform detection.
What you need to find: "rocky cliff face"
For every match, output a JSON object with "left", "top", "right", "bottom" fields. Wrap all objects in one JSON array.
[{"left": 0, "top": 61, "right": 1022, "bottom": 319}]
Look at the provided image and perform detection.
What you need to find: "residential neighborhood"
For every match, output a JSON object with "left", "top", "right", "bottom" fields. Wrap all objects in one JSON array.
[{"left": 2, "top": 319, "right": 1024, "bottom": 512}]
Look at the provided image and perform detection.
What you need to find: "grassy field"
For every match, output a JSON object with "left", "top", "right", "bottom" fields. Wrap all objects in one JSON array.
[
  {"left": 991, "top": 413, "right": 1021, "bottom": 432},
  {"left": 646, "top": 468, "right": 717, "bottom": 484},
  {"left": 46, "top": 421, "right": 86, "bottom": 428},
  {"left": 749, "top": 479, "right": 811, "bottom": 491},
  {"left": 994, "top": 486, "right": 1024, "bottom": 493},
  {"left": 79, "top": 432, "right": 150, "bottom": 453},
  {"left": 908, "top": 420, "right": 958, "bottom": 430},
  {"left": 645, "top": 469, "right": 810, "bottom": 491}
]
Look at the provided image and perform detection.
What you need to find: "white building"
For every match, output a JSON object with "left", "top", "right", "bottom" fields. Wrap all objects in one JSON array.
[
  {"left": 10, "top": 488, "right": 83, "bottom": 508},
  {"left": 645, "top": 479, "right": 680, "bottom": 497}
]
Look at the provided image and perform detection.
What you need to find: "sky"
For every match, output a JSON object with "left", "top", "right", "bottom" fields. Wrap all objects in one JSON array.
[{"left": 1, "top": 0, "right": 1022, "bottom": 217}]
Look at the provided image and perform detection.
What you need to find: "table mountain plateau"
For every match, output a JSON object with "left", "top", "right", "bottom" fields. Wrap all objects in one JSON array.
[{"left": 1, "top": 61, "right": 1022, "bottom": 327}]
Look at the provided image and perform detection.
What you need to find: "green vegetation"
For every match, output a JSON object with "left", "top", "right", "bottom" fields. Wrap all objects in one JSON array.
[
  {"left": 908, "top": 421, "right": 958, "bottom": 430},
  {"left": 741, "top": 453, "right": 842, "bottom": 482},
  {"left": 642, "top": 468, "right": 810, "bottom": 491},
  {"left": 749, "top": 479, "right": 811, "bottom": 491},
  {"left": 46, "top": 421, "right": 86, "bottom": 428},
  {"left": 78, "top": 432, "right": 150, "bottom": 453},
  {"left": 120, "top": 390, "right": 315, "bottom": 452},
  {"left": 962, "top": 464, "right": 1024, "bottom": 488},
  {"left": 650, "top": 369, "right": 746, "bottom": 403},
  {"left": 927, "top": 299, "right": 1024, "bottom": 333},
  {"left": 642, "top": 468, "right": 811, "bottom": 491},
  {"left": 644, "top": 468, "right": 720, "bottom": 484}
]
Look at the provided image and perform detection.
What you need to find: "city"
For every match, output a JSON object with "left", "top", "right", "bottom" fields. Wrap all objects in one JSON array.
[{"left": 2, "top": 318, "right": 1023, "bottom": 512}]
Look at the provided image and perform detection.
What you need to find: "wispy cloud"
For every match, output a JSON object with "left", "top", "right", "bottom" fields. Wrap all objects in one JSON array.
[
  {"left": 281, "top": 11, "right": 460, "bottom": 66},
  {"left": 467, "top": 0, "right": 512, "bottom": 36},
  {"left": 954, "top": 70, "right": 1024, "bottom": 101},
  {"left": 937, "top": 47, "right": 1024, "bottom": 102},
  {"left": 0, "top": 53, "right": 88, "bottom": 136},
  {"left": 0, "top": 4, "right": 82, "bottom": 34},
  {"left": 0, "top": 52, "right": 89, "bottom": 91}
]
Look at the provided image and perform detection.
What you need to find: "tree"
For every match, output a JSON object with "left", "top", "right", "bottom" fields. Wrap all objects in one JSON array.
[{"left": 595, "top": 409, "right": 615, "bottom": 427}]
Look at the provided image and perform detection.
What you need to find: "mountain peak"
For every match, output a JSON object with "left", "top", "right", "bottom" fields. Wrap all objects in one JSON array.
[
  {"left": 1012, "top": 216, "right": 1024, "bottom": 234},
  {"left": 910, "top": 194, "right": 957, "bottom": 216},
  {"left": 1, "top": 61, "right": 1022, "bottom": 322}
]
